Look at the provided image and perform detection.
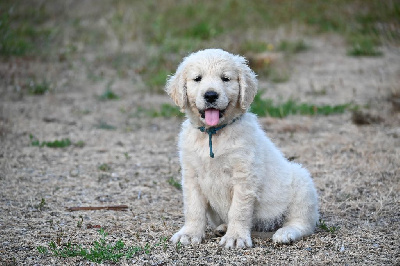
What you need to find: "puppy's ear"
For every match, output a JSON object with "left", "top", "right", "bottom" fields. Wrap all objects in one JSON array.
[
  {"left": 237, "top": 57, "right": 258, "bottom": 110},
  {"left": 165, "top": 65, "right": 187, "bottom": 110}
]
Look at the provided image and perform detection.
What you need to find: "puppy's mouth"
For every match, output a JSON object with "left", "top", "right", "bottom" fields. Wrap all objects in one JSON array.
[{"left": 199, "top": 108, "right": 225, "bottom": 126}]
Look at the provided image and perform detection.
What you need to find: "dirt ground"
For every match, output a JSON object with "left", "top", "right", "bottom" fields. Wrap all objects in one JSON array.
[{"left": 1, "top": 7, "right": 400, "bottom": 266}]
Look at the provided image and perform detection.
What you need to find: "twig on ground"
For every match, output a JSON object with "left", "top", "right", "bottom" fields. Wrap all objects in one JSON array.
[{"left": 66, "top": 205, "right": 129, "bottom": 211}]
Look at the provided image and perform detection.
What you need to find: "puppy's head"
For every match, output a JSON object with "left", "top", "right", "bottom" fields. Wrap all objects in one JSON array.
[{"left": 165, "top": 49, "right": 257, "bottom": 126}]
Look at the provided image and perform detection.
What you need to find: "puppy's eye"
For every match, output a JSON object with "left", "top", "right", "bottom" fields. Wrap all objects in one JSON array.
[
  {"left": 221, "top": 76, "right": 230, "bottom": 82},
  {"left": 194, "top": 76, "right": 202, "bottom": 82}
]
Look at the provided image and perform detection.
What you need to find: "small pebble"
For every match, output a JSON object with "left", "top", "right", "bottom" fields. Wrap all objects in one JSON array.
[
  {"left": 111, "top": 172, "right": 119, "bottom": 178},
  {"left": 69, "top": 169, "right": 79, "bottom": 177}
]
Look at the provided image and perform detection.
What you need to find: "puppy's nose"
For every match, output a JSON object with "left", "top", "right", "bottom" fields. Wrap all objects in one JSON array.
[{"left": 204, "top": 91, "right": 219, "bottom": 103}]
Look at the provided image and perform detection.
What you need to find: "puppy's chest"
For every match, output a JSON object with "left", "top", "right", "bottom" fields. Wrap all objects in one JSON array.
[
  {"left": 187, "top": 133, "right": 236, "bottom": 187},
  {"left": 182, "top": 128, "right": 242, "bottom": 204},
  {"left": 195, "top": 159, "right": 235, "bottom": 207}
]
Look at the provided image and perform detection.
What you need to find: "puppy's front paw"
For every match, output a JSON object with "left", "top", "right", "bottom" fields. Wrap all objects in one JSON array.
[
  {"left": 170, "top": 227, "right": 204, "bottom": 246},
  {"left": 272, "top": 226, "right": 302, "bottom": 244},
  {"left": 219, "top": 233, "right": 252, "bottom": 249}
]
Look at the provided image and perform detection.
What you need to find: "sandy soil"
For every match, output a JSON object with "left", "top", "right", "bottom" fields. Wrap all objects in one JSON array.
[{"left": 1, "top": 30, "right": 400, "bottom": 265}]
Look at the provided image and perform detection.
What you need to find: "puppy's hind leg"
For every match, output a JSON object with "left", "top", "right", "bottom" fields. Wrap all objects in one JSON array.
[
  {"left": 206, "top": 205, "right": 227, "bottom": 237},
  {"left": 273, "top": 163, "right": 319, "bottom": 244}
]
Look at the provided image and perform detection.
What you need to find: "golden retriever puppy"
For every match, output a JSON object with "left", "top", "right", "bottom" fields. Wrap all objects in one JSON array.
[{"left": 166, "top": 49, "right": 318, "bottom": 249}]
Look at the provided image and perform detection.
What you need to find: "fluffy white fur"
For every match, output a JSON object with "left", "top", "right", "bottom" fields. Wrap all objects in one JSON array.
[{"left": 166, "top": 49, "right": 318, "bottom": 249}]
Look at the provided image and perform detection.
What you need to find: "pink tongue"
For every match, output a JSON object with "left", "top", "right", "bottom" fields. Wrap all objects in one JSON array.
[{"left": 205, "top": 109, "right": 220, "bottom": 126}]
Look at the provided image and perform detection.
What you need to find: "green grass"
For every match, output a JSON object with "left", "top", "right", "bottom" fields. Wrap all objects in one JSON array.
[
  {"left": 36, "top": 198, "right": 46, "bottom": 211},
  {"left": 124, "top": 152, "right": 131, "bottom": 160},
  {"left": 140, "top": 52, "right": 174, "bottom": 93},
  {"left": 146, "top": 3, "right": 226, "bottom": 44},
  {"left": 0, "top": 5, "right": 56, "bottom": 56},
  {"left": 99, "top": 81, "right": 119, "bottom": 100},
  {"left": 94, "top": 120, "right": 117, "bottom": 130},
  {"left": 140, "top": 1, "right": 399, "bottom": 51},
  {"left": 155, "top": 104, "right": 185, "bottom": 118},
  {"left": 347, "top": 35, "right": 383, "bottom": 56},
  {"left": 147, "top": 69, "right": 171, "bottom": 92},
  {"left": 239, "top": 41, "right": 274, "bottom": 53},
  {"left": 76, "top": 215, "right": 83, "bottom": 228},
  {"left": 3, "top": 0, "right": 398, "bottom": 91},
  {"left": 278, "top": 39, "right": 308, "bottom": 54},
  {"left": 270, "top": 68, "right": 291, "bottom": 83},
  {"left": 133, "top": 104, "right": 184, "bottom": 118},
  {"left": 0, "top": 12, "right": 31, "bottom": 56},
  {"left": 167, "top": 177, "right": 182, "bottom": 190},
  {"left": 250, "top": 93, "right": 350, "bottom": 118},
  {"left": 30, "top": 135, "right": 72, "bottom": 148},
  {"left": 144, "top": 0, "right": 398, "bottom": 88},
  {"left": 132, "top": 97, "right": 349, "bottom": 119},
  {"left": 37, "top": 229, "right": 168, "bottom": 264},
  {"left": 99, "top": 89, "right": 119, "bottom": 100},
  {"left": 317, "top": 219, "right": 340, "bottom": 234},
  {"left": 28, "top": 80, "right": 51, "bottom": 95},
  {"left": 98, "top": 163, "right": 111, "bottom": 172}
]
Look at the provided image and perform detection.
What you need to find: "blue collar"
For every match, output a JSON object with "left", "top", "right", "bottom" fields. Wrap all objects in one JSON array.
[{"left": 198, "top": 116, "right": 241, "bottom": 158}]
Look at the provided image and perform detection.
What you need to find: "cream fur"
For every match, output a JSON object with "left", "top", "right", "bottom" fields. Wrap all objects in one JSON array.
[{"left": 166, "top": 49, "right": 319, "bottom": 249}]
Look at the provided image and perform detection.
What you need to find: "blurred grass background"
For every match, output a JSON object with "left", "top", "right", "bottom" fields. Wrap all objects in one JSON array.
[{"left": 1, "top": 0, "right": 399, "bottom": 95}]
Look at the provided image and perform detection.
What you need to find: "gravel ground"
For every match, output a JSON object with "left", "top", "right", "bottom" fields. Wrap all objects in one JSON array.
[{"left": 1, "top": 10, "right": 400, "bottom": 265}]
